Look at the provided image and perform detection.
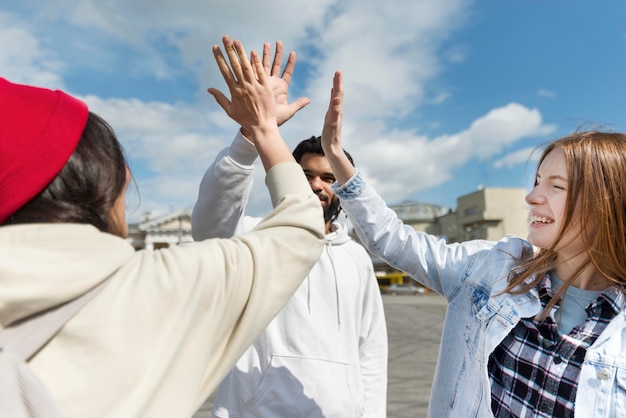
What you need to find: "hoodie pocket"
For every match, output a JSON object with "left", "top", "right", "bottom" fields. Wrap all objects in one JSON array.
[{"left": 242, "top": 355, "right": 363, "bottom": 418}]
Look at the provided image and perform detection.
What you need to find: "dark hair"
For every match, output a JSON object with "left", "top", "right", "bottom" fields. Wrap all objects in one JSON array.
[
  {"left": 292, "top": 136, "right": 354, "bottom": 224},
  {"left": 4, "top": 112, "right": 129, "bottom": 236},
  {"left": 292, "top": 136, "right": 355, "bottom": 167}
]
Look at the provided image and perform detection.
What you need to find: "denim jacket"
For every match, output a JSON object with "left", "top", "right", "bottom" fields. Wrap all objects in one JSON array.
[{"left": 335, "top": 172, "right": 626, "bottom": 417}]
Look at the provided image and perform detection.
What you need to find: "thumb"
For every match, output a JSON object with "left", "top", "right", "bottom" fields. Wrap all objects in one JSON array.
[
  {"left": 208, "top": 88, "right": 232, "bottom": 115},
  {"left": 278, "top": 97, "right": 311, "bottom": 126},
  {"left": 292, "top": 97, "right": 311, "bottom": 112}
]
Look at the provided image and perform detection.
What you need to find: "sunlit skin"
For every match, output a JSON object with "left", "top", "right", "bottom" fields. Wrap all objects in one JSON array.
[
  {"left": 525, "top": 147, "right": 604, "bottom": 290},
  {"left": 300, "top": 153, "right": 339, "bottom": 234}
]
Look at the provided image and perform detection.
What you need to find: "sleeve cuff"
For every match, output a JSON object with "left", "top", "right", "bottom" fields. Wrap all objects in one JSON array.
[
  {"left": 228, "top": 130, "right": 259, "bottom": 166},
  {"left": 332, "top": 169, "right": 364, "bottom": 201},
  {"left": 265, "top": 162, "right": 312, "bottom": 208}
]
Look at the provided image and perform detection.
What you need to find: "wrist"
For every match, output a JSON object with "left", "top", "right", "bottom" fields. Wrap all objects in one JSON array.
[
  {"left": 325, "top": 142, "right": 346, "bottom": 160},
  {"left": 240, "top": 127, "right": 251, "bottom": 139}
]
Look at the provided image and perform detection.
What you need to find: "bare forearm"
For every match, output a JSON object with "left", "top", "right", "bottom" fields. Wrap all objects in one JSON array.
[
  {"left": 248, "top": 124, "right": 294, "bottom": 172},
  {"left": 324, "top": 144, "right": 356, "bottom": 186}
]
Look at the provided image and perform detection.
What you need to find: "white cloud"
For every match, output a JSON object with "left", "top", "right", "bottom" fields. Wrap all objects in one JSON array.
[
  {"left": 0, "top": 13, "right": 65, "bottom": 88},
  {"left": 462, "top": 103, "right": 555, "bottom": 156},
  {"left": 1, "top": 0, "right": 558, "bottom": 219},
  {"left": 76, "top": 94, "right": 235, "bottom": 219},
  {"left": 493, "top": 147, "right": 542, "bottom": 169},
  {"left": 341, "top": 103, "right": 555, "bottom": 203}
]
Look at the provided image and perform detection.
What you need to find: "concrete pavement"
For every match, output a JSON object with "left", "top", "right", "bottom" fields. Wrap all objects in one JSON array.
[{"left": 193, "top": 293, "right": 447, "bottom": 417}]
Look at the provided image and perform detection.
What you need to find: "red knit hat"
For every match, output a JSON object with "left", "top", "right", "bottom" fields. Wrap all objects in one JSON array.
[{"left": 0, "top": 78, "right": 88, "bottom": 223}]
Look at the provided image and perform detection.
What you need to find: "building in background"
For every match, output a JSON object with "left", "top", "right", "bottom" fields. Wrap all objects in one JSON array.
[
  {"left": 440, "top": 187, "right": 528, "bottom": 243},
  {"left": 127, "top": 209, "right": 193, "bottom": 250},
  {"left": 125, "top": 187, "right": 529, "bottom": 294}
]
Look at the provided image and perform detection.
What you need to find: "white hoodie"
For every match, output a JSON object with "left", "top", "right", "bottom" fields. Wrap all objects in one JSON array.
[
  {"left": 192, "top": 132, "right": 388, "bottom": 418},
  {"left": 0, "top": 162, "right": 324, "bottom": 418}
]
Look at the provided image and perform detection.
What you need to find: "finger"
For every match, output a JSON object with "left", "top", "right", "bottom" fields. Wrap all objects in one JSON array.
[
  {"left": 212, "top": 44, "right": 236, "bottom": 87},
  {"left": 262, "top": 42, "right": 271, "bottom": 75},
  {"left": 207, "top": 88, "right": 232, "bottom": 116},
  {"left": 281, "top": 51, "right": 296, "bottom": 84},
  {"left": 333, "top": 71, "right": 344, "bottom": 103},
  {"left": 251, "top": 50, "right": 259, "bottom": 79},
  {"left": 222, "top": 35, "right": 244, "bottom": 82},
  {"left": 292, "top": 97, "right": 311, "bottom": 112},
  {"left": 277, "top": 97, "right": 311, "bottom": 127},
  {"left": 250, "top": 50, "right": 267, "bottom": 84},
  {"left": 233, "top": 39, "right": 256, "bottom": 82},
  {"left": 271, "top": 41, "right": 284, "bottom": 77}
]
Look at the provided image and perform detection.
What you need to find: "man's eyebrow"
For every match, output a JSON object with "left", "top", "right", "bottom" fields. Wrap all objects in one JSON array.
[{"left": 302, "top": 168, "right": 335, "bottom": 176}]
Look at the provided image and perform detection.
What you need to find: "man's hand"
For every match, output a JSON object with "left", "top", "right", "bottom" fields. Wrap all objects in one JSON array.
[
  {"left": 262, "top": 41, "right": 310, "bottom": 126},
  {"left": 240, "top": 41, "right": 310, "bottom": 138}
]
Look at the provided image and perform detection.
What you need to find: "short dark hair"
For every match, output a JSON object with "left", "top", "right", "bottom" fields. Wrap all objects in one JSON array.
[
  {"left": 4, "top": 112, "right": 129, "bottom": 236},
  {"left": 292, "top": 136, "right": 355, "bottom": 166}
]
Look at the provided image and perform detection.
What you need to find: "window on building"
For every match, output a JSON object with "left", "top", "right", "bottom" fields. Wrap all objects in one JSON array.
[{"left": 464, "top": 207, "right": 479, "bottom": 216}]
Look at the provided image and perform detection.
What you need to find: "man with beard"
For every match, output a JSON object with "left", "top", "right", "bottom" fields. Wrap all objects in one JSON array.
[
  {"left": 192, "top": 132, "right": 388, "bottom": 417},
  {"left": 192, "top": 42, "right": 386, "bottom": 417}
]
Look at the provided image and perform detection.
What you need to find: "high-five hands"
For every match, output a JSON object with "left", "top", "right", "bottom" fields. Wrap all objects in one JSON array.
[
  {"left": 209, "top": 35, "right": 294, "bottom": 171},
  {"left": 208, "top": 35, "right": 277, "bottom": 139},
  {"left": 237, "top": 41, "right": 310, "bottom": 138}
]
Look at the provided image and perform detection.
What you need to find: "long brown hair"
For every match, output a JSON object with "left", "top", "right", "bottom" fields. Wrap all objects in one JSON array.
[{"left": 505, "top": 131, "right": 626, "bottom": 317}]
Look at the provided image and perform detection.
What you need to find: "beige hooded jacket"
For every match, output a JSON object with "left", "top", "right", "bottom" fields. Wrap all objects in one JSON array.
[{"left": 0, "top": 162, "right": 324, "bottom": 418}]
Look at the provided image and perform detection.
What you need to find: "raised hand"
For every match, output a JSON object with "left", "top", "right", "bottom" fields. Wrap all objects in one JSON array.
[
  {"left": 208, "top": 35, "right": 294, "bottom": 172},
  {"left": 321, "top": 71, "right": 355, "bottom": 185},
  {"left": 321, "top": 71, "right": 344, "bottom": 154},
  {"left": 261, "top": 41, "right": 310, "bottom": 126},
  {"left": 208, "top": 36, "right": 277, "bottom": 137}
]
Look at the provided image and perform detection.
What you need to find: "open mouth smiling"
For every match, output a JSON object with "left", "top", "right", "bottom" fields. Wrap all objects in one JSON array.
[{"left": 531, "top": 215, "right": 554, "bottom": 224}]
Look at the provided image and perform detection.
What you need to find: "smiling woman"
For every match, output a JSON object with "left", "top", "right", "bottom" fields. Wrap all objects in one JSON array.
[{"left": 320, "top": 69, "right": 626, "bottom": 418}]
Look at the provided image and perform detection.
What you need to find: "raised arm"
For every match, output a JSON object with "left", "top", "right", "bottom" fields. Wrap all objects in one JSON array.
[
  {"left": 319, "top": 70, "right": 494, "bottom": 297},
  {"left": 191, "top": 131, "right": 258, "bottom": 240},
  {"left": 320, "top": 71, "right": 355, "bottom": 185},
  {"left": 192, "top": 40, "right": 309, "bottom": 240},
  {"left": 183, "top": 37, "right": 325, "bottom": 393}
]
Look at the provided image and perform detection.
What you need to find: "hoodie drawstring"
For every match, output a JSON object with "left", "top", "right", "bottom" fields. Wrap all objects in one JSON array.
[{"left": 325, "top": 241, "right": 341, "bottom": 330}]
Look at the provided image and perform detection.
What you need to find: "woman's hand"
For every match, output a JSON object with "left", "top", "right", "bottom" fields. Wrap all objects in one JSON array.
[{"left": 321, "top": 71, "right": 355, "bottom": 185}]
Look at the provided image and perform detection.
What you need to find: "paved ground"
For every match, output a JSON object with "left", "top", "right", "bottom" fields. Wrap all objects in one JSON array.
[{"left": 193, "top": 293, "right": 447, "bottom": 418}]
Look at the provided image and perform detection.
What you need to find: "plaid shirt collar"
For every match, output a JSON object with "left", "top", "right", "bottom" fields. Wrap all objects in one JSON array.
[
  {"left": 489, "top": 273, "right": 626, "bottom": 417},
  {"left": 538, "top": 272, "right": 626, "bottom": 319}
]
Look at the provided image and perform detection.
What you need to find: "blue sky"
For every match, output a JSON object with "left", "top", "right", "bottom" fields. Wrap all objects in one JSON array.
[{"left": 1, "top": 0, "right": 624, "bottom": 221}]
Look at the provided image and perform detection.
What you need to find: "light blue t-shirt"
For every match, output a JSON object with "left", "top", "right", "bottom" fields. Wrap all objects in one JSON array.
[{"left": 550, "top": 272, "right": 603, "bottom": 335}]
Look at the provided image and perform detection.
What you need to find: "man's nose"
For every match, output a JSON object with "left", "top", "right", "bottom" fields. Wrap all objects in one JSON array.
[{"left": 309, "top": 177, "right": 323, "bottom": 191}]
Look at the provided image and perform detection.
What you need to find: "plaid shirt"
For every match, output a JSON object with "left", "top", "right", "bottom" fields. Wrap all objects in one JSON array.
[{"left": 488, "top": 274, "right": 625, "bottom": 417}]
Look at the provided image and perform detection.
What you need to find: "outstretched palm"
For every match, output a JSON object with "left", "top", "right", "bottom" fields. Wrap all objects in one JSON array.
[{"left": 262, "top": 41, "right": 310, "bottom": 126}]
